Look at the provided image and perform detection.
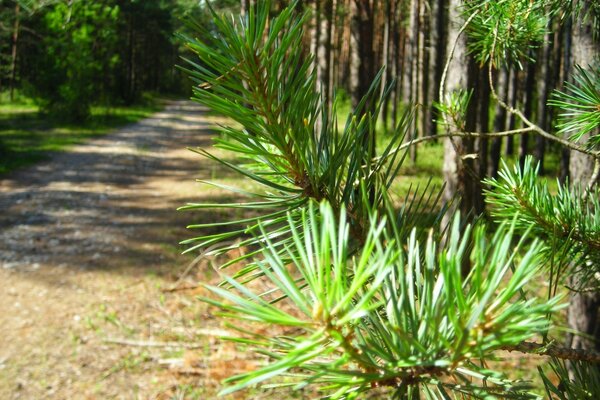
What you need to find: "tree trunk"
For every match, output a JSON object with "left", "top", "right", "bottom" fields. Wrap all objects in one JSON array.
[
  {"left": 519, "top": 57, "right": 536, "bottom": 168},
  {"left": 312, "top": 0, "right": 334, "bottom": 132},
  {"left": 560, "top": 15, "right": 573, "bottom": 184},
  {"left": 427, "top": 0, "right": 445, "bottom": 137},
  {"left": 566, "top": 0, "right": 600, "bottom": 356},
  {"left": 350, "top": 0, "right": 376, "bottom": 108},
  {"left": 442, "top": 0, "right": 482, "bottom": 219},
  {"left": 381, "top": 0, "right": 392, "bottom": 130},
  {"left": 505, "top": 67, "right": 518, "bottom": 156},
  {"left": 489, "top": 67, "right": 508, "bottom": 178},
  {"left": 9, "top": 3, "right": 20, "bottom": 101},
  {"left": 533, "top": 28, "right": 552, "bottom": 174},
  {"left": 476, "top": 65, "right": 490, "bottom": 204},
  {"left": 391, "top": 0, "right": 402, "bottom": 128},
  {"left": 409, "top": 0, "right": 420, "bottom": 163}
]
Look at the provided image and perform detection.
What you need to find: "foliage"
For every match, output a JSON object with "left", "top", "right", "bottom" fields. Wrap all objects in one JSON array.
[
  {"left": 540, "top": 358, "right": 600, "bottom": 399},
  {"left": 0, "top": 102, "right": 158, "bottom": 174},
  {"left": 485, "top": 157, "right": 600, "bottom": 293},
  {"left": 178, "top": 1, "right": 438, "bottom": 277},
  {"left": 176, "top": 2, "right": 600, "bottom": 398},
  {"left": 549, "top": 65, "right": 600, "bottom": 145},
  {"left": 25, "top": 1, "right": 120, "bottom": 121},
  {"left": 0, "top": 0, "right": 223, "bottom": 119},
  {"left": 204, "top": 202, "right": 562, "bottom": 398},
  {"left": 465, "top": 0, "right": 548, "bottom": 68}
]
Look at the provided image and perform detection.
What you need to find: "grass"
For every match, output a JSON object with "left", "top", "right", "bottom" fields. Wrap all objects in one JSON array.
[{"left": 0, "top": 101, "right": 160, "bottom": 175}]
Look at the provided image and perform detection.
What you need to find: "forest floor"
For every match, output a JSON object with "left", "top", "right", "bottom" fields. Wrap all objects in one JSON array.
[{"left": 0, "top": 100, "right": 283, "bottom": 400}]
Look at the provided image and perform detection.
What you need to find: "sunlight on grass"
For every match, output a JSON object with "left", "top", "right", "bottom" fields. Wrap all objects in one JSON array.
[{"left": 0, "top": 102, "right": 160, "bottom": 174}]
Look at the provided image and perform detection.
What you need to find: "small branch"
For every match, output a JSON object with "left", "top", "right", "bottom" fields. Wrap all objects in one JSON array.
[
  {"left": 439, "top": 10, "right": 481, "bottom": 107},
  {"left": 487, "top": 59, "right": 600, "bottom": 160},
  {"left": 374, "top": 127, "right": 534, "bottom": 163},
  {"left": 167, "top": 242, "right": 229, "bottom": 291},
  {"left": 583, "top": 158, "right": 600, "bottom": 201},
  {"left": 104, "top": 338, "right": 205, "bottom": 349},
  {"left": 162, "top": 283, "right": 201, "bottom": 293},
  {"left": 502, "top": 341, "right": 600, "bottom": 363}
]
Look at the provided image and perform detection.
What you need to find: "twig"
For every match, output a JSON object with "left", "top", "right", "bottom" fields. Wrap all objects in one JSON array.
[
  {"left": 487, "top": 58, "right": 600, "bottom": 160},
  {"left": 104, "top": 338, "right": 204, "bottom": 349},
  {"left": 168, "top": 242, "right": 229, "bottom": 291},
  {"left": 502, "top": 341, "right": 600, "bottom": 363},
  {"left": 583, "top": 158, "right": 600, "bottom": 200},
  {"left": 162, "top": 283, "right": 202, "bottom": 293},
  {"left": 439, "top": 10, "right": 481, "bottom": 108},
  {"left": 173, "top": 368, "right": 205, "bottom": 376},
  {"left": 374, "top": 127, "right": 534, "bottom": 163}
]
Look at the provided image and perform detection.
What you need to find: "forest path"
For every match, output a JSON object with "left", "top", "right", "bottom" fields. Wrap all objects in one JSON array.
[{"left": 0, "top": 101, "right": 232, "bottom": 399}]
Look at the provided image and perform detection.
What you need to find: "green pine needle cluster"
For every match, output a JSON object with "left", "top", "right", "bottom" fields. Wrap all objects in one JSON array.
[
  {"left": 541, "top": 358, "right": 600, "bottom": 399},
  {"left": 204, "top": 202, "right": 562, "bottom": 399},
  {"left": 465, "top": 0, "right": 548, "bottom": 68},
  {"left": 549, "top": 65, "right": 600, "bottom": 145},
  {"left": 178, "top": 1, "right": 429, "bottom": 278},
  {"left": 485, "top": 156, "right": 600, "bottom": 292},
  {"left": 178, "top": 2, "right": 600, "bottom": 398}
]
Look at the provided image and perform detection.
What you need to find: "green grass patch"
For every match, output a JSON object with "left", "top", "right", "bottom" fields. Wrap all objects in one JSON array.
[{"left": 0, "top": 102, "right": 160, "bottom": 174}]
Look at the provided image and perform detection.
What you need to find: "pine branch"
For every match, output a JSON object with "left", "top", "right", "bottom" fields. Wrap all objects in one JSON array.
[
  {"left": 487, "top": 59, "right": 600, "bottom": 160},
  {"left": 504, "top": 341, "right": 600, "bottom": 363}
]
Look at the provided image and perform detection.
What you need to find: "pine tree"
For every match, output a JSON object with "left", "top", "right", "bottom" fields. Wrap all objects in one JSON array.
[{"left": 180, "top": 1, "right": 600, "bottom": 398}]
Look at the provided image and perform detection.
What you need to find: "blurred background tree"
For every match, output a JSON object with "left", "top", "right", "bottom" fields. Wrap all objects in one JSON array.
[{"left": 0, "top": 0, "right": 242, "bottom": 121}]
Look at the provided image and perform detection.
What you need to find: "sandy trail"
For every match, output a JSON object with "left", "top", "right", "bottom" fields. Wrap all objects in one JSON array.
[{"left": 0, "top": 101, "right": 226, "bottom": 399}]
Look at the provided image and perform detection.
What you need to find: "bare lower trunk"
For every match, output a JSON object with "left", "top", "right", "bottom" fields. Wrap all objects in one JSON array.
[
  {"left": 9, "top": 3, "right": 21, "bottom": 101},
  {"left": 534, "top": 28, "right": 553, "bottom": 174},
  {"left": 519, "top": 58, "right": 536, "bottom": 168},
  {"left": 567, "top": 0, "right": 600, "bottom": 363},
  {"left": 443, "top": 0, "right": 483, "bottom": 220},
  {"left": 489, "top": 67, "right": 508, "bottom": 178},
  {"left": 505, "top": 67, "right": 517, "bottom": 156}
]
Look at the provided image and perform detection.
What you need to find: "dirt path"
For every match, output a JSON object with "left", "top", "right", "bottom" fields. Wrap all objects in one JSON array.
[{"left": 0, "top": 101, "right": 235, "bottom": 399}]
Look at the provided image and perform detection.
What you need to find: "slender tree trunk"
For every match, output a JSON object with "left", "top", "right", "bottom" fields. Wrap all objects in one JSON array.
[
  {"left": 505, "top": 67, "right": 518, "bottom": 156},
  {"left": 443, "top": 0, "right": 479, "bottom": 218},
  {"left": 489, "top": 67, "right": 508, "bottom": 178},
  {"left": 408, "top": 0, "right": 420, "bottom": 162},
  {"left": 419, "top": 0, "right": 430, "bottom": 137},
  {"left": 391, "top": 0, "right": 401, "bottom": 128},
  {"left": 534, "top": 28, "right": 553, "bottom": 174},
  {"left": 327, "top": 0, "right": 336, "bottom": 113},
  {"left": 566, "top": 0, "right": 600, "bottom": 355},
  {"left": 350, "top": 0, "right": 375, "bottom": 108},
  {"left": 427, "top": 0, "right": 445, "bottom": 137},
  {"left": 476, "top": 66, "right": 490, "bottom": 207},
  {"left": 381, "top": 0, "right": 391, "bottom": 130},
  {"left": 560, "top": 16, "right": 573, "bottom": 184},
  {"left": 519, "top": 58, "right": 536, "bottom": 168},
  {"left": 337, "top": 0, "right": 352, "bottom": 91},
  {"left": 9, "top": 3, "right": 20, "bottom": 101}
]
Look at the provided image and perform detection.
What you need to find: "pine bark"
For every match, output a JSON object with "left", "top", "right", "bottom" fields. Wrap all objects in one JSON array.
[
  {"left": 505, "top": 67, "right": 518, "bottom": 156},
  {"left": 9, "top": 3, "right": 20, "bottom": 101},
  {"left": 519, "top": 58, "right": 536, "bottom": 168},
  {"left": 442, "top": 0, "right": 484, "bottom": 220},
  {"left": 350, "top": 0, "right": 376, "bottom": 108},
  {"left": 533, "top": 28, "right": 553, "bottom": 174},
  {"left": 489, "top": 67, "right": 508, "bottom": 178},
  {"left": 566, "top": 0, "right": 600, "bottom": 355}
]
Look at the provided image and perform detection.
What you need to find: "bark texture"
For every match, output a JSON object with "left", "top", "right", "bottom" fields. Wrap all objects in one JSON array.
[
  {"left": 566, "top": 0, "right": 600, "bottom": 355},
  {"left": 442, "top": 0, "right": 484, "bottom": 220}
]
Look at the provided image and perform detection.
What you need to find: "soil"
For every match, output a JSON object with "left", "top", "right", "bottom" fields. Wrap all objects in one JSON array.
[{"left": 0, "top": 101, "right": 252, "bottom": 399}]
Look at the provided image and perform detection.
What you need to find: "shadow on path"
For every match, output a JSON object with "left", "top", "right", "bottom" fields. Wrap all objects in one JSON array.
[{"left": 0, "top": 100, "right": 235, "bottom": 277}]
